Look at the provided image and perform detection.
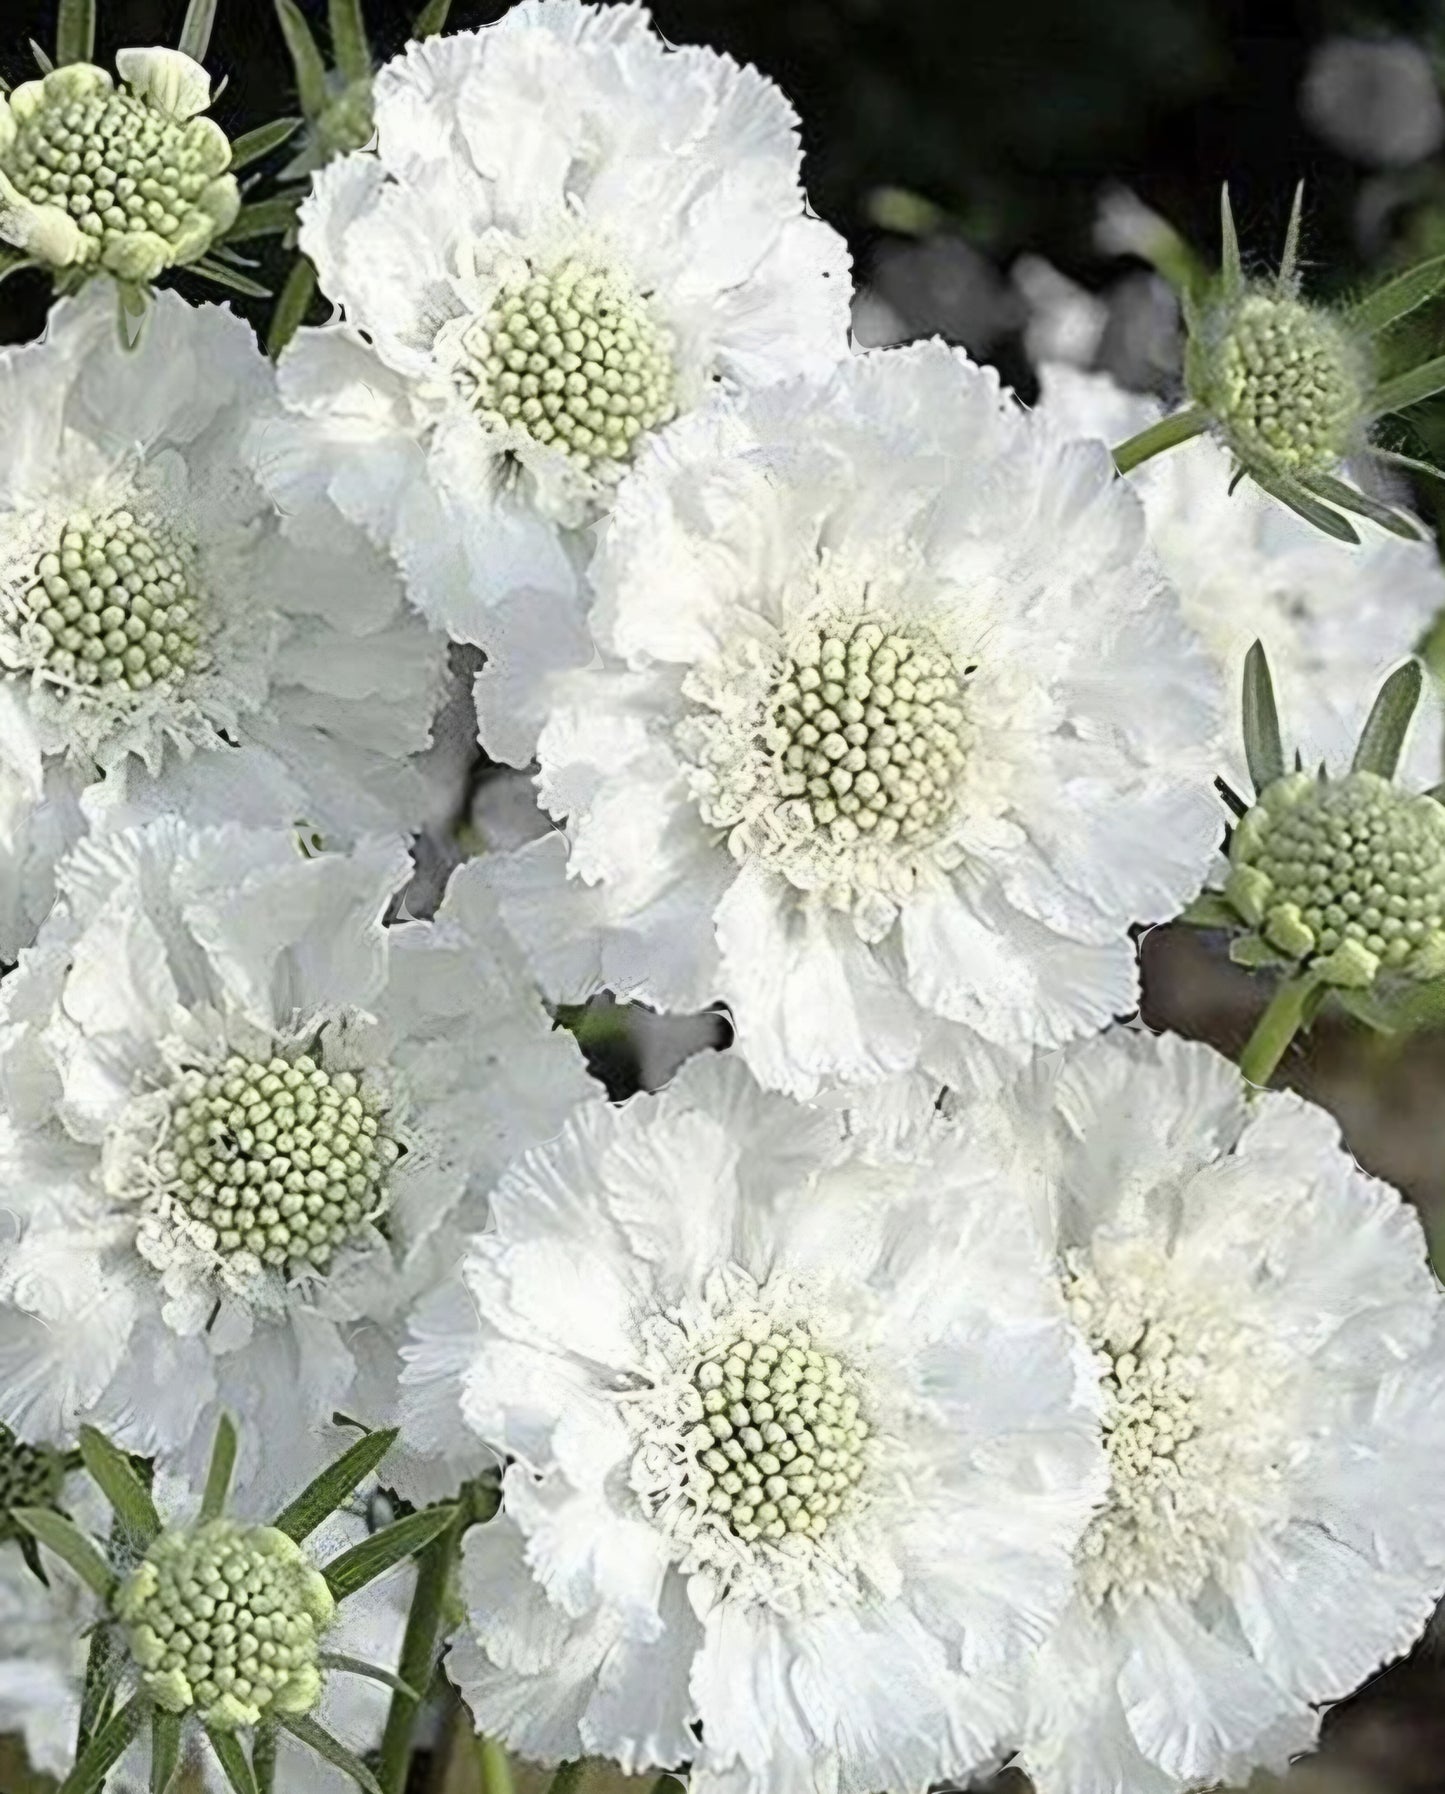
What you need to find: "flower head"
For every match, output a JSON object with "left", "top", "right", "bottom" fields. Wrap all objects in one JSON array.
[
  {"left": 0, "top": 53, "right": 239, "bottom": 285},
  {"left": 1005, "top": 1029, "right": 1445, "bottom": 1794},
  {"left": 486, "top": 343, "right": 1223, "bottom": 1097},
  {"left": 259, "top": 0, "right": 850, "bottom": 764},
  {"left": 0, "top": 819, "right": 595, "bottom": 1505},
  {"left": 0, "top": 284, "right": 448, "bottom": 960},
  {"left": 412, "top": 1052, "right": 1103, "bottom": 1793}
]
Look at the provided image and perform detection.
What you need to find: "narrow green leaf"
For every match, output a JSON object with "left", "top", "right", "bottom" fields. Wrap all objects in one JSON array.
[
  {"left": 1368, "top": 445, "right": 1445, "bottom": 486},
  {"left": 18, "top": 1530, "right": 50, "bottom": 1586},
  {"left": 1352, "top": 658, "right": 1423, "bottom": 778},
  {"left": 59, "top": 1695, "right": 147, "bottom": 1794},
  {"left": 267, "top": 253, "right": 319, "bottom": 358},
  {"left": 1246, "top": 462, "right": 1359, "bottom": 543},
  {"left": 1219, "top": 183, "right": 1242, "bottom": 300},
  {"left": 179, "top": 0, "right": 220, "bottom": 62},
  {"left": 1335, "top": 985, "right": 1403, "bottom": 1034},
  {"left": 1229, "top": 933, "right": 1289, "bottom": 970},
  {"left": 192, "top": 259, "right": 275, "bottom": 299},
  {"left": 221, "top": 194, "right": 302, "bottom": 244},
  {"left": 1370, "top": 352, "right": 1445, "bottom": 419},
  {"left": 13, "top": 1509, "right": 115, "bottom": 1599},
  {"left": 151, "top": 1710, "right": 182, "bottom": 1794},
  {"left": 203, "top": 1720, "right": 259, "bottom": 1794},
  {"left": 275, "top": 0, "right": 331, "bottom": 120},
  {"left": 230, "top": 117, "right": 305, "bottom": 171},
  {"left": 329, "top": 0, "right": 372, "bottom": 84},
  {"left": 200, "top": 1414, "right": 238, "bottom": 1522},
  {"left": 55, "top": 0, "right": 95, "bottom": 65},
  {"left": 277, "top": 1713, "right": 384, "bottom": 1794},
  {"left": 323, "top": 1503, "right": 458, "bottom": 1599},
  {"left": 79, "top": 1426, "right": 160, "bottom": 1548},
  {"left": 1241, "top": 640, "right": 1286, "bottom": 795},
  {"left": 1296, "top": 469, "right": 1423, "bottom": 540},
  {"left": 273, "top": 1426, "right": 398, "bottom": 1541},
  {"left": 319, "top": 1652, "right": 420, "bottom": 1699},
  {"left": 1178, "top": 891, "right": 1239, "bottom": 929},
  {"left": 31, "top": 39, "right": 56, "bottom": 73},
  {"left": 1277, "top": 179, "right": 1305, "bottom": 290},
  {"left": 413, "top": 0, "right": 454, "bottom": 36},
  {"left": 1351, "top": 252, "right": 1445, "bottom": 336}
]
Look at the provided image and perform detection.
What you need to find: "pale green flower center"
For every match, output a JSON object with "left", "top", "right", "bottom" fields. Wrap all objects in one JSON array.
[
  {"left": 115, "top": 1520, "right": 334, "bottom": 1730},
  {"left": 1226, "top": 770, "right": 1445, "bottom": 985},
  {"left": 457, "top": 260, "right": 677, "bottom": 471},
  {"left": 766, "top": 620, "right": 969, "bottom": 850},
  {"left": 159, "top": 1052, "right": 399, "bottom": 1273},
  {"left": 1214, "top": 293, "right": 1361, "bottom": 472},
  {"left": 684, "top": 1322, "right": 870, "bottom": 1545},
  {"left": 4, "top": 78, "right": 231, "bottom": 274},
  {"left": 12, "top": 507, "right": 206, "bottom": 700},
  {"left": 0, "top": 1424, "right": 66, "bottom": 1544}
]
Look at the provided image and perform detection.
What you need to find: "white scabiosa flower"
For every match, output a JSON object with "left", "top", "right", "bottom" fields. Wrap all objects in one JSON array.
[
  {"left": 1038, "top": 365, "right": 1445, "bottom": 785},
  {"left": 0, "top": 284, "right": 448, "bottom": 961},
  {"left": 258, "top": 0, "right": 850, "bottom": 765},
  {"left": 417, "top": 1051, "right": 1103, "bottom": 1794},
  {"left": 488, "top": 344, "right": 1224, "bottom": 1097},
  {"left": 0, "top": 819, "right": 595, "bottom": 1505},
  {"left": 1009, "top": 1028, "right": 1445, "bottom": 1794}
]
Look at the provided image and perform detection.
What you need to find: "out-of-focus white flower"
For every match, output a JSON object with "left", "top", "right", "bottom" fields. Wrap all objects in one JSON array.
[
  {"left": 1037, "top": 364, "right": 1445, "bottom": 786},
  {"left": 487, "top": 343, "right": 1223, "bottom": 1098},
  {"left": 1302, "top": 37, "right": 1445, "bottom": 168},
  {"left": 0, "top": 286, "right": 448, "bottom": 961},
  {"left": 257, "top": 0, "right": 851, "bottom": 767},
  {"left": 1008, "top": 1029, "right": 1445, "bottom": 1794},
  {"left": 0, "top": 820, "right": 595, "bottom": 1506},
  {"left": 408, "top": 1051, "right": 1102, "bottom": 1793}
]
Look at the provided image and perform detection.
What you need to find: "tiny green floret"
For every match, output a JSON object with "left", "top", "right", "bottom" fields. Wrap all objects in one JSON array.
[
  {"left": 115, "top": 1518, "right": 335, "bottom": 1729},
  {"left": 0, "top": 52, "right": 239, "bottom": 286}
]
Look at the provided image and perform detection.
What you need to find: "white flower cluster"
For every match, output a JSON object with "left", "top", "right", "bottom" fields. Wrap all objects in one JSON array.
[{"left": 1, "top": 4, "right": 1443, "bottom": 1794}]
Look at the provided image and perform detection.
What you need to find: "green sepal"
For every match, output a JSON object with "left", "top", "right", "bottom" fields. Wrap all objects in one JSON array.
[
  {"left": 79, "top": 1425, "right": 160, "bottom": 1549},
  {"left": 179, "top": 0, "right": 220, "bottom": 62},
  {"left": 1296, "top": 469, "right": 1422, "bottom": 541},
  {"left": 202, "top": 1720, "right": 260, "bottom": 1794},
  {"left": 1368, "top": 445, "right": 1445, "bottom": 487},
  {"left": 319, "top": 1652, "right": 421, "bottom": 1699},
  {"left": 59, "top": 1694, "right": 148, "bottom": 1794},
  {"left": 200, "top": 1413, "right": 238, "bottom": 1522},
  {"left": 1219, "top": 183, "right": 1242, "bottom": 302},
  {"left": 230, "top": 118, "right": 305, "bottom": 172},
  {"left": 272, "top": 1426, "right": 399, "bottom": 1542},
  {"left": 1177, "top": 891, "right": 1239, "bottom": 929},
  {"left": 1351, "top": 658, "right": 1423, "bottom": 778},
  {"left": 1224, "top": 864, "right": 1272, "bottom": 927},
  {"left": 1314, "top": 938, "right": 1381, "bottom": 989},
  {"left": 277, "top": 1712, "right": 385, "bottom": 1794},
  {"left": 1245, "top": 461, "right": 1360, "bottom": 544},
  {"left": 275, "top": 0, "right": 331, "bottom": 119},
  {"left": 151, "top": 1709, "right": 182, "bottom": 1794},
  {"left": 221, "top": 194, "right": 302, "bottom": 245},
  {"left": 267, "top": 254, "right": 319, "bottom": 357},
  {"left": 413, "top": 0, "right": 454, "bottom": 37},
  {"left": 12, "top": 1507, "right": 115, "bottom": 1599},
  {"left": 55, "top": 0, "right": 95, "bottom": 66},
  {"left": 329, "top": 0, "right": 372, "bottom": 85},
  {"left": 1334, "top": 984, "right": 1404, "bottom": 1034},
  {"left": 1241, "top": 640, "right": 1286, "bottom": 796},
  {"left": 1277, "top": 179, "right": 1305, "bottom": 292},
  {"left": 1370, "top": 351, "right": 1445, "bottom": 419},
  {"left": 1351, "top": 252, "right": 1445, "bottom": 336},
  {"left": 31, "top": 37, "right": 56, "bottom": 73},
  {"left": 192, "top": 258, "right": 274, "bottom": 299},
  {"left": 1229, "top": 933, "right": 1290, "bottom": 970},
  {"left": 322, "top": 1503, "right": 459, "bottom": 1598}
]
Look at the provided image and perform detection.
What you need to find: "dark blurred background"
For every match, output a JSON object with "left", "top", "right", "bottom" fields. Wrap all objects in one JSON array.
[{"left": 6, "top": 2, "right": 1445, "bottom": 1791}]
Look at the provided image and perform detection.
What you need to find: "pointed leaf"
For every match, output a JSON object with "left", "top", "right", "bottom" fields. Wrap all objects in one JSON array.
[
  {"left": 1219, "top": 184, "right": 1242, "bottom": 300},
  {"left": 18, "top": 1530, "right": 50, "bottom": 1586},
  {"left": 1246, "top": 462, "right": 1359, "bottom": 543},
  {"left": 267, "top": 253, "right": 319, "bottom": 357},
  {"left": 1178, "top": 891, "right": 1240, "bottom": 929},
  {"left": 1277, "top": 179, "right": 1305, "bottom": 290},
  {"left": 192, "top": 259, "right": 274, "bottom": 299},
  {"left": 413, "top": 0, "right": 454, "bottom": 37},
  {"left": 1352, "top": 658, "right": 1423, "bottom": 777},
  {"left": 202, "top": 1720, "right": 259, "bottom": 1794},
  {"left": 59, "top": 1695, "right": 147, "bottom": 1794},
  {"left": 31, "top": 39, "right": 56, "bottom": 73},
  {"left": 273, "top": 1426, "right": 398, "bottom": 1541},
  {"left": 201, "top": 1414, "right": 238, "bottom": 1522},
  {"left": 277, "top": 1712, "right": 384, "bottom": 1794},
  {"left": 1370, "top": 352, "right": 1445, "bottom": 418},
  {"left": 13, "top": 1509, "right": 115, "bottom": 1599},
  {"left": 1351, "top": 252, "right": 1445, "bottom": 336},
  {"left": 1229, "top": 933, "right": 1289, "bottom": 969},
  {"left": 1242, "top": 640, "right": 1286, "bottom": 795},
  {"left": 275, "top": 0, "right": 331, "bottom": 119},
  {"left": 179, "top": 0, "right": 219, "bottom": 61},
  {"left": 56, "top": 0, "right": 96, "bottom": 65},
  {"left": 319, "top": 1652, "right": 420, "bottom": 1699},
  {"left": 221, "top": 194, "right": 302, "bottom": 244},
  {"left": 1335, "top": 985, "right": 1403, "bottom": 1034},
  {"left": 1296, "top": 469, "right": 1422, "bottom": 540},
  {"left": 329, "top": 0, "right": 372, "bottom": 84},
  {"left": 230, "top": 117, "right": 304, "bottom": 170},
  {"left": 1369, "top": 445, "right": 1445, "bottom": 486},
  {"left": 323, "top": 1503, "right": 458, "bottom": 1598},
  {"left": 151, "top": 1710, "right": 182, "bottom": 1793},
  {"left": 79, "top": 1426, "right": 160, "bottom": 1548}
]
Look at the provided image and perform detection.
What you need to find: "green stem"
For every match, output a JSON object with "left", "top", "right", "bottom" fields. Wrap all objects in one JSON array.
[
  {"left": 1238, "top": 973, "right": 1321, "bottom": 1088},
  {"left": 376, "top": 1509, "right": 466, "bottom": 1794},
  {"left": 1111, "top": 404, "right": 1211, "bottom": 474},
  {"left": 548, "top": 1762, "right": 588, "bottom": 1794},
  {"left": 253, "top": 1725, "right": 278, "bottom": 1794},
  {"left": 479, "top": 1736, "right": 517, "bottom": 1794}
]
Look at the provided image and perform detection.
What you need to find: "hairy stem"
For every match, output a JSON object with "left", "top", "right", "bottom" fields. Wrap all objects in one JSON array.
[
  {"left": 1112, "top": 404, "right": 1211, "bottom": 474},
  {"left": 1238, "top": 974, "right": 1322, "bottom": 1088}
]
